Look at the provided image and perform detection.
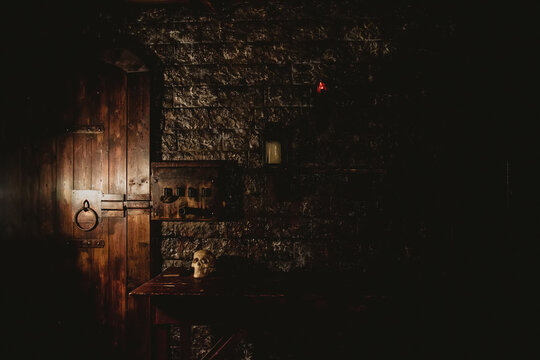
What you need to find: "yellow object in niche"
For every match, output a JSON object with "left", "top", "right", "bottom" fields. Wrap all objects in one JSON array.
[{"left": 265, "top": 140, "right": 282, "bottom": 165}]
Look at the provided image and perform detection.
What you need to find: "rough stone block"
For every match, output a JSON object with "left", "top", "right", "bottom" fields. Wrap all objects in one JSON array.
[
  {"left": 342, "top": 21, "right": 382, "bottom": 41},
  {"left": 162, "top": 117, "right": 177, "bottom": 134},
  {"left": 264, "top": 217, "right": 311, "bottom": 239},
  {"left": 161, "top": 237, "right": 180, "bottom": 259},
  {"left": 292, "top": 63, "right": 325, "bottom": 85},
  {"left": 161, "top": 90, "right": 174, "bottom": 108},
  {"left": 162, "top": 132, "right": 177, "bottom": 154},
  {"left": 218, "top": 86, "right": 263, "bottom": 107},
  {"left": 149, "top": 44, "right": 177, "bottom": 65},
  {"left": 164, "top": 151, "right": 223, "bottom": 161},
  {"left": 171, "top": 326, "right": 215, "bottom": 359},
  {"left": 168, "top": 43, "right": 221, "bottom": 64},
  {"left": 170, "top": 326, "right": 182, "bottom": 346},
  {"left": 179, "top": 239, "right": 206, "bottom": 260},
  {"left": 226, "top": 219, "right": 267, "bottom": 239},
  {"left": 265, "top": 0, "right": 317, "bottom": 21},
  {"left": 287, "top": 22, "right": 329, "bottom": 41},
  {"left": 125, "top": 24, "right": 167, "bottom": 45},
  {"left": 162, "top": 221, "right": 225, "bottom": 239},
  {"left": 319, "top": 40, "right": 353, "bottom": 63},
  {"left": 169, "top": 22, "right": 221, "bottom": 43},
  {"left": 198, "top": 238, "right": 242, "bottom": 258},
  {"left": 246, "top": 238, "right": 269, "bottom": 261},
  {"left": 261, "top": 200, "right": 293, "bottom": 216},
  {"left": 264, "top": 42, "right": 320, "bottom": 65},
  {"left": 247, "top": 131, "right": 261, "bottom": 151},
  {"left": 346, "top": 40, "right": 392, "bottom": 60},
  {"left": 247, "top": 150, "right": 264, "bottom": 168},
  {"left": 191, "top": 325, "right": 214, "bottom": 346},
  {"left": 176, "top": 129, "right": 222, "bottom": 151},
  {"left": 221, "top": 21, "right": 279, "bottom": 43},
  {"left": 198, "top": 64, "right": 269, "bottom": 85},
  {"left": 268, "top": 239, "right": 295, "bottom": 260},
  {"left": 243, "top": 173, "right": 265, "bottom": 196},
  {"left": 208, "top": 107, "right": 253, "bottom": 129},
  {"left": 220, "top": 129, "right": 248, "bottom": 151},
  {"left": 264, "top": 85, "right": 313, "bottom": 107},
  {"left": 229, "top": 4, "right": 268, "bottom": 20},
  {"left": 242, "top": 195, "right": 265, "bottom": 216},
  {"left": 163, "top": 65, "right": 203, "bottom": 86},
  {"left": 298, "top": 196, "right": 337, "bottom": 218},
  {"left": 164, "top": 108, "right": 211, "bottom": 129},
  {"left": 252, "top": 108, "right": 266, "bottom": 125},
  {"left": 293, "top": 241, "right": 329, "bottom": 270},
  {"left": 263, "top": 107, "right": 308, "bottom": 126},
  {"left": 266, "top": 64, "right": 293, "bottom": 84},
  {"left": 220, "top": 151, "right": 248, "bottom": 166},
  {"left": 221, "top": 43, "right": 265, "bottom": 64},
  {"left": 173, "top": 86, "right": 219, "bottom": 107},
  {"left": 265, "top": 259, "right": 294, "bottom": 272},
  {"left": 125, "top": 7, "right": 168, "bottom": 24}
]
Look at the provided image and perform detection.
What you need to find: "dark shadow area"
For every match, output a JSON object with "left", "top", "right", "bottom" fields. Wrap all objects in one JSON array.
[
  {"left": 1, "top": 235, "right": 122, "bottom": 360},
  {"left": 2, "top": 1, "right": 537, "bottom": 359}
]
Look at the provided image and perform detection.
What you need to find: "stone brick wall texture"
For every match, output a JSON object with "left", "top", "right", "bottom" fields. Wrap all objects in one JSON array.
[{"left": 94, "top": 0, "right": 456, "bottom": 358}]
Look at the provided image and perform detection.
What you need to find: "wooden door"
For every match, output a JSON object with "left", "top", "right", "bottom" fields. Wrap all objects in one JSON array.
[{"left": 57, "top": 61, "right": 151, "bottom": 358}]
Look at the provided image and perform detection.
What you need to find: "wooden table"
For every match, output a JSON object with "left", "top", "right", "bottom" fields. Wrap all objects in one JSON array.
[{"left": 130, "top": 267, "right": 389, "bottom": 360}]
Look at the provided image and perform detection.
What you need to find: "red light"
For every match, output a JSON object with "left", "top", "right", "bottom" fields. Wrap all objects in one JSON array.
[{"left": 316, "top": 82, "right": 327, "bottom": 94}]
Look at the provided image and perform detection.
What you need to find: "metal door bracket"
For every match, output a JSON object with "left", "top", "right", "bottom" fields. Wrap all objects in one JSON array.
[
  {"left": 101, "top": 193, "right": 152, "bottom": 217},
  {"left": 66, "top": 239, "right": 105, "bottom": 248}
]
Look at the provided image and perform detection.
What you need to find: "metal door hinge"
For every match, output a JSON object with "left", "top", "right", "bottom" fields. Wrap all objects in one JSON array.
[
  {"left": 65, "top": 125, "right": 104, "bottom": 134},
  {"left": 66, "top": 239, "right": 105, "bottom": 248}
]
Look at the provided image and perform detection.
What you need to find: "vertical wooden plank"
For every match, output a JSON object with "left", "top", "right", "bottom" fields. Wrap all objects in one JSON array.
[
  {"left": 56, "top": 134, "right": 73, "bottom": 240},
  {"left": 109, "top": 216, "right": 127, "bottom": 349},
  {"left": 94, "top": 68, "right": 110, "bottom": 194},
  {"left": 107, "top": 65, "right": 128, "bottom": 350},
  {"left": 126, "top": 72, "right": 151, "bottom": 359},
  {"left": 72, "top": 137, "right": 93, "bottom": 296},
  {"left": 109, "top": 69, "right": 128, "bottom": 195},
  {"left": 72, "top": 70, "right": 95, "bottom": 298},
  {"left": 73, "top": 134, "right": 93, "bottom": 190},
  {"left": 127, "top": 214, "right": 151, "bottom": 358},
  {"left": 91, "top": 68, "right": 110, "bottom": 327},
  {"left": 127, "top": 72, "right": 151, "bottom": 196}
]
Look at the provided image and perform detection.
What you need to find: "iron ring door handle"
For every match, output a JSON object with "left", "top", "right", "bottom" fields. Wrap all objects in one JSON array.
[{"left": 74, "top": 199, "right": 99, "bottom": 232}]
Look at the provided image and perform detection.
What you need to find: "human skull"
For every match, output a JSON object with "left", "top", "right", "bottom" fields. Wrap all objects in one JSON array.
[{"left": 191, "top": 250, "right": 216, "bottom": 278}]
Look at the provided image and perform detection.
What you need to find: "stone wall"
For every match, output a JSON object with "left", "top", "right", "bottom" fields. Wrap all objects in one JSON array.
[
  {"left": 98, "top": 0, "right": 445, "bottom": 274},
  {"left": 95, "top": 1, "right": 457, "bottom": 358}
]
